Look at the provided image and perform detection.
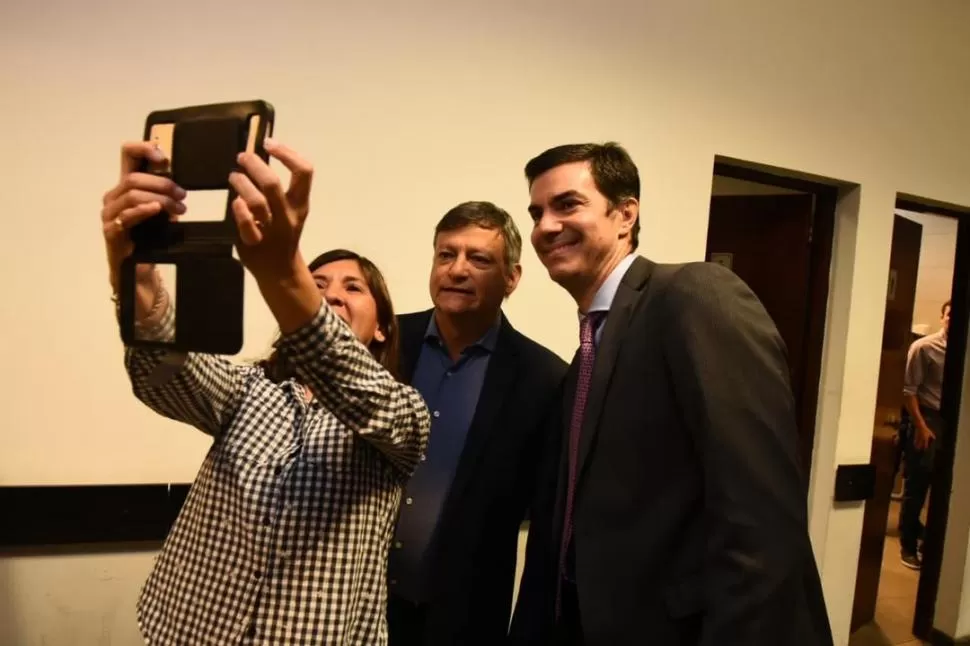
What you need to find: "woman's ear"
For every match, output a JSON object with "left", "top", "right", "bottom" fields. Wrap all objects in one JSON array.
[{"left": 374, "top": 326, "right": 386, "bottom": 344}]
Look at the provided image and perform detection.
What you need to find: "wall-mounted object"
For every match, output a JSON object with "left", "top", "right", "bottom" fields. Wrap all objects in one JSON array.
[{"left": 833, "top": 464, "right": 876, "bottom": 502}]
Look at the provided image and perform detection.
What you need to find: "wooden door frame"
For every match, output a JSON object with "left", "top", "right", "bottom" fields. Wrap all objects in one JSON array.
[
  {"left": 897, "top": 197, "right": 970, "bottom": 641},
  {"left": 711, "top": 161, "right": 837, "bottom": 476}
]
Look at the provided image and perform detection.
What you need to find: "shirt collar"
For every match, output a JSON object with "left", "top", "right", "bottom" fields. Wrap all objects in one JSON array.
[
  {"left": 579, "top": 253, "right": 637, "bottom": 320},
  {"left": 425, "top": 311, "right": 501, "bottom": 353}
]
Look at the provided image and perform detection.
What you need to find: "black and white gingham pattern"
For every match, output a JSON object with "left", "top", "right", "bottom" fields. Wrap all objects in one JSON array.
[{"left": 124, "top": 295, "right": 430, "bottom": 645}]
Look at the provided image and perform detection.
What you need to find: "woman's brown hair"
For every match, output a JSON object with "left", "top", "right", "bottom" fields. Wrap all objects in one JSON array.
[{"left": 258, "top": 249, "right": 401, "bottom": 382}]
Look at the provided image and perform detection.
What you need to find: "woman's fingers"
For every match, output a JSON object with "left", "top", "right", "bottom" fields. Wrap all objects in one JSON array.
[
  {"left": 103, "top": 172, "right": 185, "bottom": 206},
  {"left": 120, "top": 200, "right": 168, "bottom": 228},
  {"left": 102, "top": 201, "right": 164, "bottom": 240},
  {"left": 229, "top": 170, "right": 272, "bottom": 228},
  {"left": 235, "top": 151, "right": 287, "bottom": 221},
  {"left": 119, "top": 141, "right": 167, "bottom": 180},
  {"left": 103, "top": 188, "right": 185, "bottom": 224},
  {"left": 264, "top": 139, "right": 313, "bottom": 207},
  {"left": 232, "top": 196, "right": 263, "bottom": 246}
]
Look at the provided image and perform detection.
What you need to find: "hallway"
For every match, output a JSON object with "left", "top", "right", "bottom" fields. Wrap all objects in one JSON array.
[{"left": 850, "top": 501, "right": 927, "bottom": 646}]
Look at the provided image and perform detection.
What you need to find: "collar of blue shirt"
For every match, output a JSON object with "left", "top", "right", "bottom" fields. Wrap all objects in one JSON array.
[{"left": 424, "top": 311, "right": 502, "bottom": 353}]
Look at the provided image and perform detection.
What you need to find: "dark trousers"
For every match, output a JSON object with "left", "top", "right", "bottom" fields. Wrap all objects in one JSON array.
[
  {"left": 387, "top": 594, "right": 428, "bottom": 646},
  {"left": 900, "top": 407, "right": 943, "bottom": 555},
  {"left": 554, "top": 579, "right": 584, "bottom": 646}
]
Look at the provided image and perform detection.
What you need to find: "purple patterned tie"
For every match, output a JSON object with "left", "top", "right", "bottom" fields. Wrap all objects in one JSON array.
[{"left": 555, "top": 311, "right": 603, "bottom": 618}]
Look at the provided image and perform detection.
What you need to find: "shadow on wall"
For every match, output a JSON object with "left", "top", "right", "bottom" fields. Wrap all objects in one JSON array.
[{"left": 0, "top": 556, "right": 18, "bottom": 646}]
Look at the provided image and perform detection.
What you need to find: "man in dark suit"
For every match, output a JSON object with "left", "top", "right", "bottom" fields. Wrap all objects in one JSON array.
[
  {"left": 509, "top": 143, "right": 834, "bottom": 645},
  {"left": 387, "top": 201, "right": 568, "bottom": 645}
]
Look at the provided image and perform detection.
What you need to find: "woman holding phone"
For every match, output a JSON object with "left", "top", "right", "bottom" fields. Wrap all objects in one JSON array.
[{"left": 100, "top": 139, "right": 430, "bottom": 645}]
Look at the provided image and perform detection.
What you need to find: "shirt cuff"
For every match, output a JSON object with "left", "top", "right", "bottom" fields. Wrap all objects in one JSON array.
[
  {"left": 125, "top": 287, "right": 175, "bottom": 344},
  {"left": 112, "top": 276, "right": 174, "bottom": 344}
]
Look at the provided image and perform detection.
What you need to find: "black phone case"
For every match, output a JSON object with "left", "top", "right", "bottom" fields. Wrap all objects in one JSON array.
[
  {"left": 132, "top": 99, "right": 275, "bottom": 252},
  {"left": 119, "top": 100, "right": 276, "bottom": 355}
]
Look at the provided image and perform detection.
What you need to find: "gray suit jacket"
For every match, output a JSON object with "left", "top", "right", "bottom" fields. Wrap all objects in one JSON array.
[{"left": 510, "top": 256, "right": 834, "bottom": 646}]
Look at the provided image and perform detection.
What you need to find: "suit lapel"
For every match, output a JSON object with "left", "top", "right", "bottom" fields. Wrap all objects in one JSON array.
[
  {"left": 398, "top": 309, "right": 433, "bottom": 383},
  {"left": 575, "top": 256, "right": 654, "bottom": 483},
  {"left": 552, "top": 354, "right": 581, "bottom": 539},
  {"left": 440, "top": 314, "right": 519, "bottom": 513}
]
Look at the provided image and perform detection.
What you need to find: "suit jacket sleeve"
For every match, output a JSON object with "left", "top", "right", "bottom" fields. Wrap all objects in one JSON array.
[
  {"left": 508, "top": 379, "right": 566, "bottom": 644},
  {"left": 662, "top": 262, "right": 810, "bottom": 646}
]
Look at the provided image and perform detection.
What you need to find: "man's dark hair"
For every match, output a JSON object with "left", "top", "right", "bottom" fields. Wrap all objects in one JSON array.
[
  {"left": 434, "top": 201, "right": 522, "bottom": 270},
  {"left": 943, "top": 300, "right": 952, "bottom": 315},
  {"left": 524, "top": 142, "right": 641, "bottom": 250}
]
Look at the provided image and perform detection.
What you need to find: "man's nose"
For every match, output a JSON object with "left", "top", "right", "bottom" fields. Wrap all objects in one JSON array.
[
  {"left": 533, "top": 212, "right": 561, "bottom": 236},
  {"left": 447, "top": 255, "right": 471, "bottom": 278}
]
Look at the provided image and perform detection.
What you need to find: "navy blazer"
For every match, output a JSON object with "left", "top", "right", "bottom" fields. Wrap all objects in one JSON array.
[{"left": 396, "top": 308, "right": 567, "bottom": 646}]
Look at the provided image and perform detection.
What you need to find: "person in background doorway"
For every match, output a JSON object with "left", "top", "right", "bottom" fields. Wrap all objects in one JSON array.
[
  {"left": 509, "top": 142, "right": 833, "bottom": 645},
  {"left": 101, "top": 139, "right": 430, "bottom": 644},
  {"left": 900, "top": 300, "right": 951, "bottom": 570},
  {"left": 387, "top": 201, "right": 567, "bottom": 645}
]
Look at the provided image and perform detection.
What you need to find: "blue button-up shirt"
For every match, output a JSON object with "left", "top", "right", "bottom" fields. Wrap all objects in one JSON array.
[{"left": 388, "top": 313, "right": 500, "bottom": 602}]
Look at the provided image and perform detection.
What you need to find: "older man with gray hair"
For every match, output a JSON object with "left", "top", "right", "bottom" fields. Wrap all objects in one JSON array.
[{"left": 387, "top": 201, "right": 567, "bottom": 645}]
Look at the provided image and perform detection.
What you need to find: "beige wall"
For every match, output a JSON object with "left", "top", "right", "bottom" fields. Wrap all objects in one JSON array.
[
  {"left": 3, "top": 0, "right": 970, "bottom": 644},
  {"left": 897, "top": 209, "right": 958, "bottom": 334},
  {"left": 0, "top": 549, "right": 154, "bottom": 646}
]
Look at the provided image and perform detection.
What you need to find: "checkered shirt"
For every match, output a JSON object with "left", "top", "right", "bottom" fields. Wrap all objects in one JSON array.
[{"left": 124, "top": 293, "right": 430, "bottom": 645}]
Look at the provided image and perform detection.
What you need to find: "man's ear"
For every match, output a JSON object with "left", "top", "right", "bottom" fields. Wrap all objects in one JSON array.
[
  {"left": 505, "top": 263, "right": 522, "bottom": 299},
  {"left": 617, "top": 197, "right": 639, "bottom": 238}
]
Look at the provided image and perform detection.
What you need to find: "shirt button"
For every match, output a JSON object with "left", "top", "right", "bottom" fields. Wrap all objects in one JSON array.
[
  {"left": 433, "top": 411, "right": 440, "bottom": 418},
  {"left": 420, "top": 455, "right": 427, "bottom": 462},
  {"left": 390, "top": 579, "right": 398, "bottom": 586},
  {"left": 395, "top": 541, "right": 403, "bottom": 549},
  {"left": 406, "top": 497, "right": 413, "bottom": 505}
]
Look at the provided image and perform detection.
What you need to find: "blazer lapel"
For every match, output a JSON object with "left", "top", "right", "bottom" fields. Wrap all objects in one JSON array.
[
  {"left": 575, "top": 256, "right": 654, "bottom": 483},
  {"left": 552, "top": 355, "right": 580, "bottom": 539},
  {"left": 398, "top": 309, "right": 433, "bottom": 383},
  {"left": 440, "top": 314, "right": 519, "bottom": 513}
]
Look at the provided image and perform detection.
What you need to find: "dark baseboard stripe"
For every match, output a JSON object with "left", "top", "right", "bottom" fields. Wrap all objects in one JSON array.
[{"left": 0, "top": 484, "right": 190, "bottom": 548}]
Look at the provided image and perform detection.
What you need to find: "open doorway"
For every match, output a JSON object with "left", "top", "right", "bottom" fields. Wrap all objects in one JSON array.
[
  {"left": 849, "top": 199, "right": 964, "bottom": 646},
  {"left": 705, "top": 161, "right": 838, "bottom": 475}
]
